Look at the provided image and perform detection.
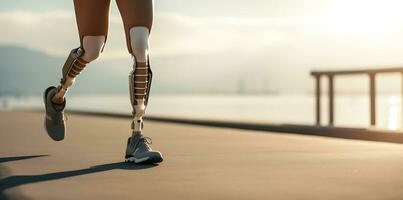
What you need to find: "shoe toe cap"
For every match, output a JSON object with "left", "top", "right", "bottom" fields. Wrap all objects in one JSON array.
[{"left": 149, "top": 151, "right": 163, "bottom": 163}]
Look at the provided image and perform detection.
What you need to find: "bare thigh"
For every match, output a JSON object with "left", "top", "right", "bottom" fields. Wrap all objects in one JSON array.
[
  {"left": 116, "top": 0, "right": 154, "bottom": 53},
  {"left": 73, "top": 0, "right": 111, "bottom": 45}
]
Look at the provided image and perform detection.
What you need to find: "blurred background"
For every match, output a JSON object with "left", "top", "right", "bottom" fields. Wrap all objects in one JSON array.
[{"left": 1, "top": 0, "right": 403, "bottom": 129}]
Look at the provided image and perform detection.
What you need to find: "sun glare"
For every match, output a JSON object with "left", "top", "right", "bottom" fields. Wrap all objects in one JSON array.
[{"left": 324, "top": 0, "right": 403, "bottom": 35}]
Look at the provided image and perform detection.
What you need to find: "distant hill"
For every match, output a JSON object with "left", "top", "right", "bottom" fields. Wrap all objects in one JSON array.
[
  {"left": 0, "top": 45, "right": 141, "bottom": 96},
  {"left": 0, "top": 46, "right": 62, "bottom": 95},
  {"left": 2, "top": 45, "right": 316, "bottom": 96},
  {"left": 0, "top": 45, "right": 272, "bottom": 96}
]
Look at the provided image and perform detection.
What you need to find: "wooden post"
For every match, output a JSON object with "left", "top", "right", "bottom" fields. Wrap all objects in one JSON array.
[
  {"left": 401, "top": 72, "right": 403, "bottom": 128},
  {"left": 369, "top": 73, "right": 376, "bottom": 126},
  {"left": 328, "top": 75, "right": 334, "bottom": 126},
  {"left": 315, "top": 75, "right": 321, "bottom": 125}
]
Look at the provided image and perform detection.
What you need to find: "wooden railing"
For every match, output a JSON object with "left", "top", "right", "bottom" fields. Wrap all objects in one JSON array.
[{"left": 311, "top": 67, "right": 403, "bottom": 126}]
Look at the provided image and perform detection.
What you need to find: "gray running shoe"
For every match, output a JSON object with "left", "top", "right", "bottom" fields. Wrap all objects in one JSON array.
[
  {"left": 43, "top": 86, "right": 66, "bottom": 141},
  {"left": 125, "top": 133, "right": 163, "bottom": 164}
]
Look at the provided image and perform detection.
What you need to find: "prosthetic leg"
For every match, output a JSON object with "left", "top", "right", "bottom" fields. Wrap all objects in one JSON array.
[
  {"left": 129, "top": 60, "right": 153, "bottom": 132},
  {"left": 53, "top": 36, "right": 105, "bottom": 104},
  {"left": 52, "top": 48, "right": 87, "bottom": 104},
  {"left": 125, "top": 27, "right": 163, "bottom": 163},
  {"left": 129, "top": 27, "right": 153, "bottom": 134},
  {"left": 44, "top": 36, "right": 105, "bottom": 141}
]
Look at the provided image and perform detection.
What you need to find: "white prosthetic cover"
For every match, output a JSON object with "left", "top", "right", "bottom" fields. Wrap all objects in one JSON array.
[
  {"left": 81, "top": 36, "right": 105, "bottom": 63},
  {"left": 53, "top": 36, "right": 105, "bottom": 104},
  {"left": 129, "top": 27, "right": 150, "bottom": 133}
]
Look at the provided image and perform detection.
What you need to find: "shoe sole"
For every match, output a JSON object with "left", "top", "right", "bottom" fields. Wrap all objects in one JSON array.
[{"left": 125, "top": 156, "right": 163, "bottom": 164}]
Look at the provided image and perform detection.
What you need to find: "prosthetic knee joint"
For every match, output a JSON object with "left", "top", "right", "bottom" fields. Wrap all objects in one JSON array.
[
  {"left": 129, "top": 27, "right": 153, "bottom": 133},
  {"left": 52, "top": 36, "right": 105, "bottom": 104}
]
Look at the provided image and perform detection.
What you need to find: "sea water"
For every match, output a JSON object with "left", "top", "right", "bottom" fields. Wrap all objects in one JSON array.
[{"left": 1, "top": 94, "right": 402, "bottom": 130}]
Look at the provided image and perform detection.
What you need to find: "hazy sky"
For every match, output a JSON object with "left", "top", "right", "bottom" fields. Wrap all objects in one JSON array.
[
  {"left": 2, "top": 0, "right": 403, "bottom": 59},
  {"left": 2, "top": 0, "right": 403, "bottom": 93}
]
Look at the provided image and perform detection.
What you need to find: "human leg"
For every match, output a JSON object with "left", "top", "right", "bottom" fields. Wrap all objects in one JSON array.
[
  {"left": 44, "top": 0, "right": 110, "bottom": 141},
  {"left": 52, "top": 0, "right": 110, "bottom": 104},
  {"left": 116, "top": 0, "right": 162, "bottom": 163}
]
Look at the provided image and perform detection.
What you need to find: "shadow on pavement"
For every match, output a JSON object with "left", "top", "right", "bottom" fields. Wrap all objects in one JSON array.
[
  {"left": 0, "top": 155, "right": 49, "bottom": 164},
  {"left": 0, "top": 155, "right": 157, "bottom": 199}
]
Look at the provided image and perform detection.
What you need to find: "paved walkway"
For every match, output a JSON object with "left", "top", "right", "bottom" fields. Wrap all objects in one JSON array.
[{"left": 1, "top": 111, "right": 403, "bottom": 200}]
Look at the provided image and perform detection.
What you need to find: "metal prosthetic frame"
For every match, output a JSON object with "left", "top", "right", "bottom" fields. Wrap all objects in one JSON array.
[
  {"left": 129, "top": 58, "right": 153, "bottom": 133},
  {"left": 52, "top": 36, "right": 105, "bottom": 104},
  {"left": 53, "top": 48, "right": 87, "bottom": 103},
  {"left": 129, "top": 27, "right": 152, "bottom": 133}
]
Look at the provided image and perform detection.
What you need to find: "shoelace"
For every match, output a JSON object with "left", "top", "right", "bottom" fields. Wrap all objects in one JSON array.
[
  {"left": 140, "top": 136, "right": 153, "bottom": 145},
  {"left": 139, "top": 136, "right": 153, "bottom": 151},
  {"left": 49, "top": 112, "right": 67, "bottom": 124}
]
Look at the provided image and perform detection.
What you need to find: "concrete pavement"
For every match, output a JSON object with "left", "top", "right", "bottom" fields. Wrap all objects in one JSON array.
[{"left": 1, "top": 111, "right": 403, "bottom": 199}]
